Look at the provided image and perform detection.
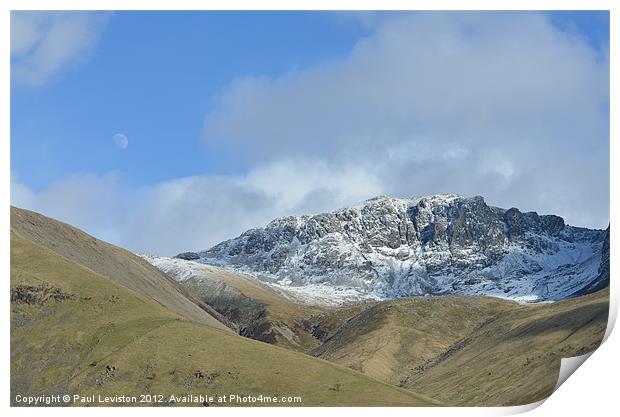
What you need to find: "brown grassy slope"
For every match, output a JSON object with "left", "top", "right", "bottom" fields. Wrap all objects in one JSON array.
[
  {"left": 10, "top": 232, "right": 439, "bottom": 407},
  {"left": 311, "top": 296, "right": 506, "bottom": 382},
  {"left": 312, "top": 290, "right": 608, "bottom": 406},
  {"left": 10, "top": 206, "right": 231, "bottom": 332},
  {"left": 404, "top": 289, "right": 608, "bottom": 406}
]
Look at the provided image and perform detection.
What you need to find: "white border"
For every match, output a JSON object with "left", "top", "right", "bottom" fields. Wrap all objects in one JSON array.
[{"left": 1, "top": 1, "right": 616, "bottom": 416}]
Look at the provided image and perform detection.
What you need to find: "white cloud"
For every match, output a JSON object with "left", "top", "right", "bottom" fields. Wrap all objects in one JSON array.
[
  {"left": 11, "top": 11, "right": 110, "bottom": 86},
  {"left": 11, "top": 173, "right": 127, "bottom": 245},
  {"left": 203, "top": 12, "right": 609, "bottom": 230},
  {"left": 113, "top": 133, "right": 129, "bottom": 149},
  {"left": 10, "top": 161, "right": 385, "bottom": 255}
]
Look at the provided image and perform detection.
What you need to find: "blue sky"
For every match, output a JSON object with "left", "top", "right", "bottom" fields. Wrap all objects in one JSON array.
[
  {"left": 10, "top": 11, "right": 610, "bottom": 254},
  {"left": 11, "top": 11, "right": 372, "bottom": 190}
]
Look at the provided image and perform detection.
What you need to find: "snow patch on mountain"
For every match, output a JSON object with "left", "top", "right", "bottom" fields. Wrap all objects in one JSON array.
[{"left": 141, "top": 254, "right": 373, "bottom": 306}]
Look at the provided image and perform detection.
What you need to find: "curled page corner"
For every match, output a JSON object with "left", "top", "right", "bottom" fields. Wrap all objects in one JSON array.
[
  {"left": 501, "top": 352, "right": 597, "bottom": 415},
  {"left": 501, "top": 398, "right": 547, "bottom": 415},
  {"left": 553, "top": 352, "right": 593, "bottom": 393},
  {"left": 603, "top": 286, "right": 617, "bottom": 343}
]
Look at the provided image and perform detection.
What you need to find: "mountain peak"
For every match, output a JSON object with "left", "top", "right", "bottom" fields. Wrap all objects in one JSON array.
[
  {"left": 180, "top": 194, "right": 607, "bottom": 305},
  {"left": 349, "top": 193, "right": 467, "bottom": 208}
]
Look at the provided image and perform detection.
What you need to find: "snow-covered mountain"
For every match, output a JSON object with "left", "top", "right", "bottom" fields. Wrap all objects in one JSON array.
[{"left": 152, "top": 195, "right": 609, "bottom": 304}]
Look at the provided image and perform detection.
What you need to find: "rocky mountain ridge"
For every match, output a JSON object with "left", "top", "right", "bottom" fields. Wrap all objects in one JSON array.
[{"left": 170, "top": 195, "right": 609, "bottom": 304}]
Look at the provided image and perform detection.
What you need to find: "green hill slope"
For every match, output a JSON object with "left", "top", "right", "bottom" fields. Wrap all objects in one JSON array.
[
  {"left": 10, "top": 231, "right": 439, "bottom": 407},
  {"left": 11, "top": 206, "right": 231, "bottom": 332}
]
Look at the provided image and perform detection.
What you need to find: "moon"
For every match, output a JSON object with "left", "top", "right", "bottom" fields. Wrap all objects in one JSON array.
[{"left": 112, "top": 133, "right": 128, "bottom": 149}]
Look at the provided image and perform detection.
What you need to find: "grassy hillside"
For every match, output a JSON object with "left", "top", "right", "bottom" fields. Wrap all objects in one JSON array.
[
  {"left": 11, "top": 207, "right": 231, "bottom": 332},
  {"left": 311, "top": 290, "right": 608, "bottom": 406},
  {"left": 404, "top": 290, "right": 608, "bottom": 405},
  {"left": 10, "top": 232, "right": 439, "bottom": 407},
  {"left": 311, "top": 296, "right": 505, "bottom": 382},
  {"left": 154, "top": 256, "right": 609, "bottom": 406}
]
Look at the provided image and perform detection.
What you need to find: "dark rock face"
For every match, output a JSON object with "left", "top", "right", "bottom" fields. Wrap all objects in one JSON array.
[
  {"left": 504, "top": 208, "right": 565, "bottom": 238},
  {"left": 570, "top": 226, "right": 609, "bottom": 297},
  {"left": 448, "top": 196, "right": 506, "bottom": 258},
  {"left": 175, "top": 252, "right": 201, "bottom": 261},
  {"left": 198, "top": 195, "right": 608, "bottom": 302},
  {"left": 599, "top": 226, "right": 611, "bottom": 283},
  {"left": 541, "top": 215, "right": 566, "bottom": 236}
]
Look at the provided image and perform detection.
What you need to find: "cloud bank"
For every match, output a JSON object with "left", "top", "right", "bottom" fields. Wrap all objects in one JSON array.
[
  {"left": 11, "top": 162, "right": 382, "bottom": 255},
  {"left": 11, "top": 12, "right": 609, "bottom": 255},
  {"left": 203, "top": 12, "right": 609, "bottom": 226},
  {"left": 11, "top": 11, "right": 110, "bottom": 86}
]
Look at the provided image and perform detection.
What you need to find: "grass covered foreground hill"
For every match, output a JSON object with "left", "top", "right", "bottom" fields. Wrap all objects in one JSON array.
[
  {"left": 311, "top": 290, "right": 608, "bottom": 406},
  {"left": 150, "top": 255, "right": 609, "bottom": 406},
  {"left": 10, "top": 207, "right": 231, "bottom": 332},
  {"left": 9, "top": 207, "right": 439, "bottom": 407}
]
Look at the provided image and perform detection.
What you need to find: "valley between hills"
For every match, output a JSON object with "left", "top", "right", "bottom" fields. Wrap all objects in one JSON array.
[{"left": 10, "top": 205, "right": 609, "bottom": 406}]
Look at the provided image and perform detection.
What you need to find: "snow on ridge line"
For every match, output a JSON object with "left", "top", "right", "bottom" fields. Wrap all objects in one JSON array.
[
  {"left": 140, "top": 254, "right": 375, "bottom": 306},
  {"left": 141, "top": 254, "right": 569, "bottom": 306}
]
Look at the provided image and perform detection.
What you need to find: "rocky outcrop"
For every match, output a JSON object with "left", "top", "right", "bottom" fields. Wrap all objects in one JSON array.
[
  {"left": 187, "top": 195, "right": 607, "bottom": 303},
  {"left": 175, "top": 252, "right": 201, "bottom": 261},
  {"left": 599, "top": 226, "right": 611, "bottom": 285},
  {"left": 570, "top": 225, "right": 609, "bottom": 297},
  {"left": 10, "top": 284, "right": 76, "bottom": 305}
]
